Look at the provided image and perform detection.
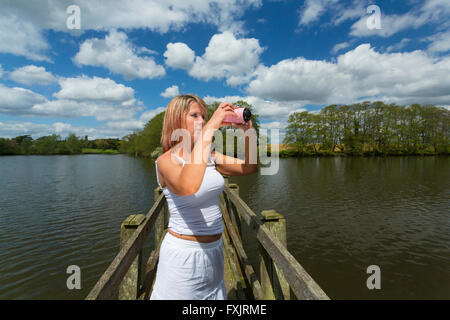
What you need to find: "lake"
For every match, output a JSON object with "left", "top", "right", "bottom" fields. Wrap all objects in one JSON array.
[{"left": 0, "top": 154, "right": 448, "bottom": 299}]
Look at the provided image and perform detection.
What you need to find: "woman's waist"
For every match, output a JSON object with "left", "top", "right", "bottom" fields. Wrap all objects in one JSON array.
[{"left": 167, "top": 228, "right": 222, "bottom": 243}]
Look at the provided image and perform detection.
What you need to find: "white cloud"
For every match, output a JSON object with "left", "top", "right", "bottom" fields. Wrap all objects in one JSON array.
[
  {"left": 164, "top": 43, "right": 195, "bottom": 70},
  {"left": 260, "top": 121, "right": 287, "bottom": 129},
  {"left": 166, "top": 32, "right": 264, "bottom": 86},
  {"left": 0, "top": 75, "right": 143, "bottom": 121},
  {"left": 421, "top": 0, "right": 450, "bottom": 21},
  {"left": 73, "top": 29, "right": 165, "bottom": 80},
  {"left": 331, "top": 41, "right": 352, "bottom": 54},
  {"left": 53, "top": 122, "right": 73, "bottom": 134},
  {"left": 139, "top": 107, "right": 166, "bottom": 123},
  {"left": 0, "top": 84, "right": 47, "bottom": 115},
  {"left": 246, "top": 44, "right": 450, "bottom": 106},
  {"left": 0, "top": 0, "right": 261, "bottom": 60},
  {"left": 2, "top": 0, "right": 262, "bottom": 33},
  {"left": 350, "top": 12, "right": 426, "bottom": 38},
  {"left": 426, "top": 31, "right": 450, "bottom": 53},
  {"left": 54, "top": 76, "right": 135, "bottom": 103},
  {"left": 106, "top": 107, "right": 165, "bottom": 131},
  {"left": 203, "top": 95, "right": 303, "bottom": 121},
  {"left": 386, "top": 39, "right": 411, "bottom": 53},
  {"left": 349, "top": 0, "right": 450, "bottom": 38},
  {"left": 30, "top": 99, "right": 138, "bottom": 121},
  {"left": 0, "top": 14, "right": 50, "bottom": 61},
  {"left": 161, "top": 85, "right": 180, "bottom": 98},
  {"left": 0, "top": 120, "right": 132, "bottom": 140},
  {"left": 9, "top": 65, "right": 57, "bottom": 86},
  {"left": 298, "top": 0, "right": 338, "bottom": 26},
  {"left": 297, "top": 0, "right": 449, "bottom": 39},
  {"left": 0, "top": 121, "right": 63, "bottom": 138},
  {"left": 331, "top": 0, "right": 367, "bottom": 26}
]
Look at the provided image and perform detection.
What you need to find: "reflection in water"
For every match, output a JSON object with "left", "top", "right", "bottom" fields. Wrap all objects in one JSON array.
[{"left": 0, "top": 155, "right": 448, "bottom": 299}]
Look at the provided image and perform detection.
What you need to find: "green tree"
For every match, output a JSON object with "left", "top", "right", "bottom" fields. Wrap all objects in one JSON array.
[
  {"left": 0, "top": 138, "right": 18, "bottom": 155},
  {"left": 34, "top": 134, "right": 61, "bottom": 155},
  {"left": 65, "top": 133, "right": 83, "bottom": 154},
  {"left": 136, "top": 112, "right": 165, "bottom": 157},
  {"left": 94, "top": 139, "right": 109, "bottom": 150},
  {"left": 320, "top": 105, "right": 342, "bottom": 153},
  {"left": 120, "top": 132, "right": 139, "bottom": 156},
  {"left": 13, "top": 135, "right": 33, "bottom": 154}
]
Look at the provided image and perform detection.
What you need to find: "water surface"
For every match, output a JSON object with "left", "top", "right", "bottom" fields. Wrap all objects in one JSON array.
[{"left": 0, "top": 155, "right": 448, "bottom": 299}]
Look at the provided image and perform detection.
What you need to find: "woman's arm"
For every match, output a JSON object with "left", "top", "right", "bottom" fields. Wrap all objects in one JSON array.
[
  {"left": 213, "top": 120, "right": 258, "bottom": 176},
  {"left": 213, "top": 151, "right": 258, "bottom": 176}
]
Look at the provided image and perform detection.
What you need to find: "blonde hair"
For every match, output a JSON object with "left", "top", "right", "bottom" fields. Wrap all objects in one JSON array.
[{"left": 160, "top": 94, "right": 209, "bottom": 153}]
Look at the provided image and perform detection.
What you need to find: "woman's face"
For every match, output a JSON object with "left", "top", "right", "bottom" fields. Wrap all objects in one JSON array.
[{"left": 185, "top": 102, "right": 206, "bottom": 146}]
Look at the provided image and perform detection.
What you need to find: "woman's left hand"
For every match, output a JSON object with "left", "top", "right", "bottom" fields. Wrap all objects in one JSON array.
[{"left": 232, "top": 119, "right": 253, "bottom": 131}]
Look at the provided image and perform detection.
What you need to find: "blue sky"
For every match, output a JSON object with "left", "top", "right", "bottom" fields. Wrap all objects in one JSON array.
[{"left": 0, "top": 0, "right": 449, "bottom": 140}]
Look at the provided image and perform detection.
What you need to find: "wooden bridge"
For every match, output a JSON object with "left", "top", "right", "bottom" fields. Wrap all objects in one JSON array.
[{"left": 85, "top": 176, "right": 329, "bottom": 300}]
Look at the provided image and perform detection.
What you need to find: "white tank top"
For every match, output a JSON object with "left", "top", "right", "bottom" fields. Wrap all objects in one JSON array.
[{"left": 154, "top": 151, "right": 225, "bottom": 236}]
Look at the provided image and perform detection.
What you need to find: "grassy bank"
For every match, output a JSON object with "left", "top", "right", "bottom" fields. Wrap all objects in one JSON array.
[
  {"left": 266, "top": 144, "right": 447, "bottom": 157},
  {"left": 81, "top": 148, "right": 121, "bottom": 154}
]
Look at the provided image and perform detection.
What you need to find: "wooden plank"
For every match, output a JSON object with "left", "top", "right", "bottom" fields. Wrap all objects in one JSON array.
[
  {"left": 222, "top": 235, "right": 238, "bottom": 300},
  {"left": 220, "top": 196, "right": 264, "bottom": 300},
  {"left": 118, "top": 214, "right": 145, "bottom": 300},
  {"left": 224, "top": 187, "right": 329, "bottom": 300},
  {"left": 226, "top": 184, "right": 242, "bottom": 240},
  {"left": 86, "top": 192, "right": 166, "bottom": 300},
  {"left": 222, "top": 221, "right": 247, "bottom": 300},
  {"left": 154, "top": 187, "right": 165, "bottom": 248},
  {"left": 221, "top": 193, "right": 249, "bottom": 299},
  {"left": 139, "top": 229, "right": 168, "bottom": 300}
]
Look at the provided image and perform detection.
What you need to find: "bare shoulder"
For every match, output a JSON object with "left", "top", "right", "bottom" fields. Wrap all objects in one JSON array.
[
  {"left": 156, "top": 150, "right": 171, "bottom": 164},
  {"left": 156, "top": 151, "right": 172, "bottom": 187},
  {"left": 156, "top": 150, "right": 184, "bottom": 184},
  {"left": 157, "top": 149, "right": 183, "bottom": 167},
  {"left": 156, "top": 149, "right": 186, "bottom": 192}
]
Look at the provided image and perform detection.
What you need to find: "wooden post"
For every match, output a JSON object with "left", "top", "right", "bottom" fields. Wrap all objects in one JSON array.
[
  {"left": 227, "top": 183, "right": 242, "bottom": 239},
  {"left": 118, "top": 214, "right": 146, "bottom": 300},
  {"left": 259, "top": 210, "right": 290, "bottom": 300},
  {"left": 154, "top": 187, "right": 164, "bottom": 247}
]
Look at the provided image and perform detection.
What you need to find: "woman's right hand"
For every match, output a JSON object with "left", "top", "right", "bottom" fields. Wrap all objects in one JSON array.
[{"left": 205, "top": 102, "right": 238, "bottom": 131}]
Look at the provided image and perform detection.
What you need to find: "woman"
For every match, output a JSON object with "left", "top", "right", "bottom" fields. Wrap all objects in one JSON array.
[{"left": 150, "top": 94, "right": 258, "bottom": 300}]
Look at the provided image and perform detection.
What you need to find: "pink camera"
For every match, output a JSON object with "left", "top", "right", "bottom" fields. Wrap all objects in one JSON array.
[{"left": 223, "top": 107, "right": 252, "bottom": 124}]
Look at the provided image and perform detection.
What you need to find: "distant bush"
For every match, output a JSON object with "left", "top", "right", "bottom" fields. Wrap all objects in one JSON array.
[{"left": 150, "top": 146, "right": 163, "bottom": 159}]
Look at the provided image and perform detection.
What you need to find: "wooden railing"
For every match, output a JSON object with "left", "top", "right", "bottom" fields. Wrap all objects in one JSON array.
[{"left": 85, "top": 176, "right": 329, "bottom": 300}]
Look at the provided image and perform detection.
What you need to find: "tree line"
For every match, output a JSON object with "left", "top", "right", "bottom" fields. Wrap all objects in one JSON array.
[
  {"left": 283, "top": 102, "right": 449, "bottom": 156},
  {"left": 1, "top": 101, "right": 448, "bottom": 157},
  {"left": 0, "top": 134, "right": 122, "bottom": 155}
]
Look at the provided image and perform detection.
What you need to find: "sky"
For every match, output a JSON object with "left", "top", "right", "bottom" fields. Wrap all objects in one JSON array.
[{"left": 0, "top": 0, "right": 449, "bottom": 141}]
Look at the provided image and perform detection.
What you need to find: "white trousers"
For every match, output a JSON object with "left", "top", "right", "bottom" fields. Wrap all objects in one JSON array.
[{"left": 150, "top": 232, "right": 227, "bottom": 300}]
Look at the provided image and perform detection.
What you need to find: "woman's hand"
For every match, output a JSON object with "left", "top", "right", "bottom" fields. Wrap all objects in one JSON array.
[
  {"left": 204, "top": 102, "right": 238, "bottom": 131},
  {"left": 232, "top": 119, "right": 253, "bottom": 132}
]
